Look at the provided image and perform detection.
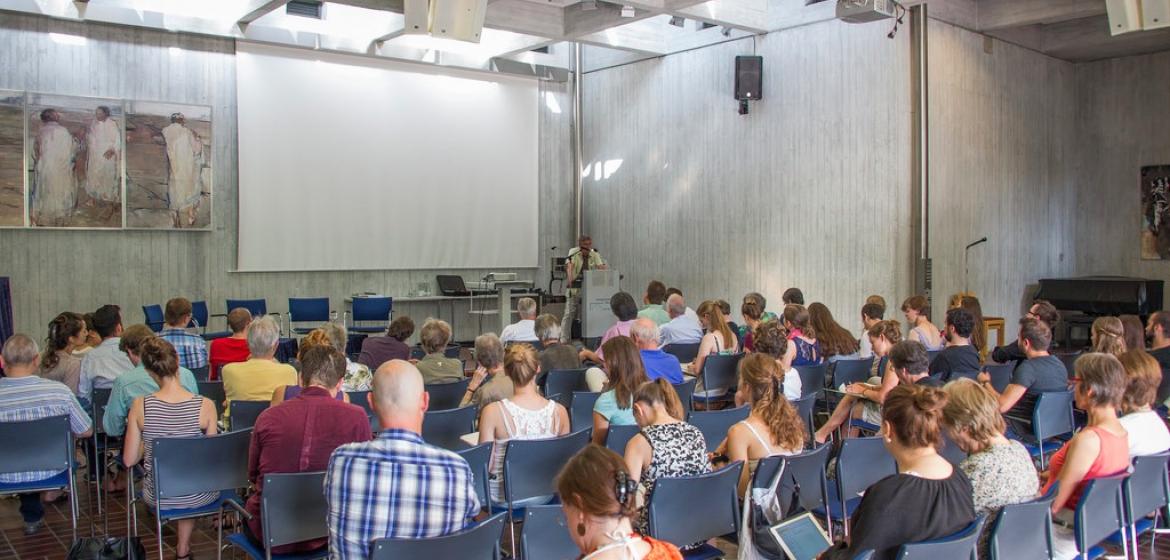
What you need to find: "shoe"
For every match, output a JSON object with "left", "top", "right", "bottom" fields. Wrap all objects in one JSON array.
[{"left": 23, "top": 520, "right": 43, "bottom": 535}]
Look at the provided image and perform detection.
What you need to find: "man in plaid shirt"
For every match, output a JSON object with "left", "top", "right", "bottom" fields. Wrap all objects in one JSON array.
[
  {"left": 326, "top": 360, "right": 480, "bottom": 559},
  {"left": 158, "top": 297, "right": 208, "bottom": 373}
]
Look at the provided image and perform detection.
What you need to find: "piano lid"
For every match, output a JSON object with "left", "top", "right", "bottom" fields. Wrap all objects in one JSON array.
[{"left": 1035, "top": 276, "right": 1165, "bottom": 316}]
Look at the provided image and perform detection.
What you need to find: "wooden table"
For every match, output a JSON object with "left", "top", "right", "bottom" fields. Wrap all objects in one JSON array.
[{"left": 983, "top": 316, "right": 1006, "bottom": 361}]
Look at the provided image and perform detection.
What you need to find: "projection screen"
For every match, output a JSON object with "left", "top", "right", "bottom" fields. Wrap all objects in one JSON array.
[{"left": 236, "top": 42, "right": 539, "bottom": 271}]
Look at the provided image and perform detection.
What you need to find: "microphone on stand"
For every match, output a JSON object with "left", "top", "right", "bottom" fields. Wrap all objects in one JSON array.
[{"left": 964, "top": 237, "right": 988, "bottom": 293}]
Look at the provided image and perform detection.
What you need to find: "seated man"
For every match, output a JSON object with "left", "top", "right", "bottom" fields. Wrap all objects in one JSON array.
[
  {"left": 248, "top": 344, "right": 371, "bottom": 554},
  {"left": 782, "top": 287, "right": 805, "bottom": 306},
  {"left": 209, "top": 308, "right": 252, "bottom": 380},
  {"left": 659, "top": 294, "right": 703, "bottom": 347},
  {"left": 414, "top": 318, "right": 463, "bottom": 384},
  {"left": 991, "top": 299, "right": 1058, "bottom": 364},
  {"left": 79, "top": 304, "right": 134, "bottom": 403},
  {"left": 500, "top": 298, "right": 540, "bottom": 344},
  {"left": 158, "top": 297, "right": 208, "bottom": 374},
  {"left": 858, "top": 302, "right": 884, "bottom": 359},
  {"left": 631, "top": 318, "right": 682, "bottom": 384},
  {"left": 0, "top": 335, "right": 93, "bottom": 535},
  {"left": 977, "top": 318, "right": 1067, "bottom": 420},
  {"left": 889, "top": 340, "right": 944, "bottom": 388},
  {"left": 637, "top": 280, "right": 670, "bottom": 326},
  {"left": 104, "top": 325, "right": 199, "bottom": 437},
  {"left": 222, "top": 316, "right": 297, "bottom": 420},
  {"left": 1144, "top": 311, "right": 1170, "bottom": 405},
  {"left": 358, "top": 316, "right": 415, "bottom": 371},
  {"left": 536, "top": 314, "right": 580, "bottom": 373},
  {"left": 930, "top": 308, "right": 981, "bottom": 381},
  {"left": 326, "top": 360, "right": 479, "bottom": 559}
]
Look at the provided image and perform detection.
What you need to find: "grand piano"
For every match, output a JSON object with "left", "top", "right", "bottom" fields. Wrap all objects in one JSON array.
[{"left": 1035, "top": 276, "right": 1165, "bottom": 349}]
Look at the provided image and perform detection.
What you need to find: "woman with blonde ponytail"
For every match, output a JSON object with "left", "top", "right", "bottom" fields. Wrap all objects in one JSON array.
[{"left": 1091, "top": 316, "right": 1127, "bottom": 357}]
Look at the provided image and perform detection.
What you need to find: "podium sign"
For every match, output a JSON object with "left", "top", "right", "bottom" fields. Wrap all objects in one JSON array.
[{"left": 582, "top": 270, "right": 620, "bottom": 340}]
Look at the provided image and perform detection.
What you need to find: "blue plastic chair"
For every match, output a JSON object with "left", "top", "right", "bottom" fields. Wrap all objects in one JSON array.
[
  {"left": 673, "top": 378, "right": 697, "bottom": 415},
  {"left": 350, "top": 296, "right": 393, "bottom": 334},
  {"left": 646, "top": 461, "right": 743, "bottom": 560},
  {"left": 345, "top": 391, "right": 373, "bottom": 417},
  {"left": 938, "top": 432, "right": 967, "bottom": 467},
  {"left": 426, "top": 378, "right": 472, "bottom": 411},
  {"left": 827, "top": 437, "right": 896, "bottom": 537},
  {"left": 500, "top": 430, "right": 592, "bottom": 556},
  {"left": 982, "top": 363, "right": 1013, "bottom": 394},
  {"left": 795, "top": 364, "right": 829, "bottom": 397},
  {"left": 545, "top": 368, "right": 590, "bottom": 399},
  {"left": 895, "top": 515, "right": 986, "bottom": 559},
  {"left": 422, "top": 405, "right": 477, "bottom": 451},
  {"left": 143, "top": 304, "right": 165, "bottom": 332},
  {"left": 569, "top": 391, "right": 601, "bottom": 433},
  {"left": 0, "top": 416, "right": 78, "bottom": 541},
  {"left": 693, "top": 353, "right": 743, "bottom": 407},
  {"left": 1123, "top": 452, "right": 1170, "bottom": 554},
  {"left": 288, "top": 297, "right": 330, "bottom": 335},
  {"left": 520, "top": 505, "right": 578, "bottom": 560},
  {"left": 456, "top": 442, "right": 493, "bottom": 511},
  {"left": 222, "top": 471, "right": 329, "bottom": 560},
  {"left": 988, "top": 482, "right": 1058, "bottom": 560},
  {"left": 1012, "top": 390, "right": 1075, "bottom": 470},
  {"left": 1074, "top": 474, "right": 1129, "bottom": 559},
  {"left": 1058, "top": 352, "right": 1082, "bottom": 378},
  {"left": 792, "top": 392, "right": 817, "bottom": 444},
  {"left": 688, "top": 406, "right": 750, "bottom": 453},
  {"left": 662, "top": 342, "right": 701, "bottom": 364},
  {"left": 370, "top": 512, "right": 506, "bottom": 559},
  {"left": 191, "top": 300, "right": 230, "bottom": 341},
  {"left": 226, "top": 298, "right": 271, "bottom": 320},
  {"left": 831, "top": 358, "right": 875, "bottom": 387},
  {"left": 198, "top": 381, "right": 226, "bottom": 418},
  {"left": 230, "top": 400, "right": 270, "bottom": 432},
  {"left": 604, "top": 424, "right": 641, "bottom": 453},
  {"left": 779, "top": 444, "right": 835, "bottom": 541}
]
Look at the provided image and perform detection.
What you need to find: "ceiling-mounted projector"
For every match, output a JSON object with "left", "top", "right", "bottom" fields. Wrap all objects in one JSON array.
[
  {"left": 837, "top": 0, "right": 897, "bottom": 23},
  {"left": 404, "top": 0, "right": 487, "bottom": 42}
]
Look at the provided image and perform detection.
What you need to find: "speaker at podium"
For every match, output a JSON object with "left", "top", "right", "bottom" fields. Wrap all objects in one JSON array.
[{"left": 581, "top": 269, "right": 620, "bottom": 340}]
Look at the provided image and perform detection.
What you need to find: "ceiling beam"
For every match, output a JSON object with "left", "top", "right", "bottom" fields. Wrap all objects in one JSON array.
[
  {"left": 238, "top": 0, "right": 291, "bottom": 25},
  {"left": 563, "top": 2, "right": 655, "bottom": 37},
  {"left": 675, "top": 0, "right": 768, "bottom": 34},
  {"left": 578, "top": 23, "right": 668, "bottom": 54},
  {"left": 977, "top": 0, "right": 1105, "bottom": 31},
  {"left": 484, "top": 0, "right": 563, "bottom": 38},
  {"left": 1042, "top": 13, "right": 1170, "bottom": 61}
]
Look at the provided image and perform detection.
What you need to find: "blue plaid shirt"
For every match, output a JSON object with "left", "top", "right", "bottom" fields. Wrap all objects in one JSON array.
[
  {"left": 326, "top": 429, "right": 480, "bottom": 559},
  {"left": 0, "top": 376, "right": 92, "bottom": 483},
  {"left": 159, "top": 328, "right": 208, "bottom": 370}
]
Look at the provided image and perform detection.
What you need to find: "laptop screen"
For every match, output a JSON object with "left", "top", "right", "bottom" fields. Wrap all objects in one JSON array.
[{"left": 768, "top": 513, "right": 832, "bottom": 560}]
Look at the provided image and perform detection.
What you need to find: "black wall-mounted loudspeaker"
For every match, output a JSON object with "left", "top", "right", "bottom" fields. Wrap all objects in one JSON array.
[{"left": 734, "top": 55, "right": 763, "bottom": 101}]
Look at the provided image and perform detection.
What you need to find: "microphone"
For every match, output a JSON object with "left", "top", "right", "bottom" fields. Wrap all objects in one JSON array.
[
  {"left": 550, "top": 246, "right": 558, "bottom": 251},
  {"left": 964, "top": 236, "right": 988, "bottom": 293},
  {"left": 965, "top": 237, "right": 988, "bottom": 250}
]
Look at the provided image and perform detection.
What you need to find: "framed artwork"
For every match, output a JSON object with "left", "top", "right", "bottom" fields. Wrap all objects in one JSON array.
[
  {"left": 1141, "top": 165, "right": 1170, "bottom": 260},
  {"left": 0, "top": 91, "right": 23, "bottom": 227},
  {"left": 26, "top": 93, "right": 123, "bottom": 228},
  {"left": 125, "top": 101, "right": 212, "bottom": 230}
]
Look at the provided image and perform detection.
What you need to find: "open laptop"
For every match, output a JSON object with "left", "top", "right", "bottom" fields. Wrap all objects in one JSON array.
[
  {"left": 436, "top": 275, "right": 471, "bottom": 297},
  {"left": 767, "top": 512, "right": 833, "bottom": 560}
]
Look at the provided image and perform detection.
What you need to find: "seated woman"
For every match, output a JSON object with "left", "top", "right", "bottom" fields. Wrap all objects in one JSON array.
[
  {"left": 809, "top": 302, "right": 860, "bottom": 363},
  {"left": 901, "top": 295, "right": 943, "bottom": 351},
  {"left": 941, "top": 378, "right": 1038, "bottom": 557},
  {"left": 462, "top": 333, "right": 513, "bottom": 409},
  {"left": 739, "top": 298, "right": 765, "bottom": 352},
  {"left": 624, "top": 378, "right": 709, "bottom": 534},
  {"left": 823, "top": 384, "right": 977, "bottom": 560},
  {"left": 1090, "top": 316, "right": 1128, "bottom": 357},
  {"left": 415, "top": 318, "right": 463, "bottom": 385},
  {"left": 714, "top": 354, "right": 805, "bottom": 496},
  {"left": 38, "top": 311, "right": 88, "bottom": 396},
  {"left": 783, "top": 304, "right": 824, "bottom": 366},
  {"left": 356, "top": 315, "right": 414, "bottom": 371},
  {"left": 749, "top": 321, "right": 801, "bottom": 400},
  {"left": 948, "top": 294, "right": 986, "bottom": 355},
  {"left": 593, "top": 336, "right": 649, "bottom": 445},
  {"left": 580, "top": 292, "right": 641, "bottom": 365},
  {"left": 271, "top": 329, "right": 347, "bottom": 406},
  {"left": 557, "top": 445, "right": 684, "bottom": 560},
  {"left": 691, "top": 300, "right": 741, "bottom": 396},
  {"left": 478, "top": 344, "right": 570, "bottom": 504},
  {"left": 813, "top": 320, "right": 902, "bottom": 444},
  {"left": 122, "top": 338, "right": 219, "bottom": 560},
  {"left": 1042, "top": 353, "right": 1130, "bottom": 516},
  {"left": 1117, "top": 350, "right": 1170, "bottom": 457}
]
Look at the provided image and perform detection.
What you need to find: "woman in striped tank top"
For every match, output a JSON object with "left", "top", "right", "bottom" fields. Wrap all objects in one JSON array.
[{"left": 122, "top": 337, "right": 219, "bottom": 560}]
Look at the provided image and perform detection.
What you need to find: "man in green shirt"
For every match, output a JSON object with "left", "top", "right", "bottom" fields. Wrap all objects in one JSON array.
[
  {"left": 638, "top": 280, "right": 670, "bottom": 326},
  {"left": 560, "top": 235, "right": 607, "bottom": 341}
]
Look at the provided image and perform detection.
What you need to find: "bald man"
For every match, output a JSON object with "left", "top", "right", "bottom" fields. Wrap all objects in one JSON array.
[
  {"left": 631, "top": 318, "right": 683, "bottom": 384},
  {"left": 325, "top": 360, "right": 480, "bottom": 560}
]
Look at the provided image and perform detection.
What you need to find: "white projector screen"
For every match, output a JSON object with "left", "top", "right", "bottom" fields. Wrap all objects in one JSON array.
[{"left": 236, "top": 42, "right": 539, "bottom": 271}]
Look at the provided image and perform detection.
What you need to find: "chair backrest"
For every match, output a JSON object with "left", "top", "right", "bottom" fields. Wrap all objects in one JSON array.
[
  {"left": 988, "top": 483, "right": 1058, "bottom": 560},
  {"left": 776, "top": 444, "right": 832, "bottom": 514},
  {"left": 1125, "top": 452, "right": 1170, "bottom": 524},
  {"left": 520, "top": 505, "right": 578, "bottom": 560},
  {"left": 426, "top": 378, "right": 472, "bottom": 411},
  {"left": 445, "top": 344, "right": 462, "bottom": 358},
  {"left": 982, "top": 363, "right": 1013, "bottom": 393},
  {"left": 92, "top": 387, "right": 113, "bottom": 409},
  {"left": 546, "top": 368, "right": 590, "bottom": 399},
  {"left": 346, "top": 390, "right": 374, "bottom": 417},
  {"left": 261, "top": 471, "right": 329, "bottom": 549},
  {"left": 152, "top": 428, "right": 251, "bottom": 500},
  {"left": 604, "top": 424, "right": 641, "bottom": 453},
  {"left": 792, "top": 393, "right": 817, "bottom": 442},
  {"left": 422, "top": 405, "right": 478, "bottom": 451},
  {"left": 143, "top": 304, "right": 165, "bottom": 332},
  {"left": 647, "top": 461, "right": 743, "bottom": 546},
  {"left": 937, "top": 432, "right": 967, "bottom": 467},
  {"left": 197, "top": 381, "right": 226, "bottom": 418},
  {"left": 229, "top": 400, "right": 270, "bottom": 432},
  {"left": 190, "top": 300, "right": 211, "bottom": 329},
  {"left": 288, "top": 297, "right": 330, "bottom": 324},
  {"left": 662, "top": 342, "right": 701, "bottom": 364},
  {"left": 370, "top": 512, "right": 505, "bottom": 560},
  {"left": 503, "top": 429, "right": 592, "bottom": 504},
  {"left": 895, "top": 515, "right": 986, "bottom": 559},
  {"left": 1057, "top": 352, "right": 1082, "bottom": 378},
  {"left": 1033, "top": 390, "right": 1075, "bottom": 442},
  {"left": 352, "top": 297, "right": 393, "bottom": 323},
  {"left": 925, "top": 350, "right": 941, "bottom": 364},
  {"left": 831, "top": 358, "right": 875, "bottom": 388},
  {"left": 688, "top": 406, "right": 750, "bottom": 453},
  {"left": 672, "top": 378, "right": 696, "bottom": 414},
  {"left": 837, "top": 437, "right": 897, "bottom": 502},
  {"left": 456, "top": 442, "right": 493, "bottom": 509},
  {"left": 794, "top": 364, "right": 829, "bottom": 397},
  {"left": 1074, "top": 474, "right": 1128, "bottom": 554},
  {"left": 570, "top": 392, "right": 601, "bottom": 432},
  {"left": 853, "top": 551, "right": 875, "bottom": 560},
  {"left": 700, "top": 353, "right": 743, "bottom": 393},
  {"left": 226, "top": 298, "right": 267, "bottom": 318},
  {"left": 0, "top": 415, "right": 72, "bottom": 476}
]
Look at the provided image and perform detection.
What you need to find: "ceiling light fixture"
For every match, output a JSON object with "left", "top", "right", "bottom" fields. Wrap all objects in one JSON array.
[
  {"left": 621, "top": 5, "right": 636, "bottom": 17},
  {"left": 668, "top": 15, "right": 685, "bottom": 27}
]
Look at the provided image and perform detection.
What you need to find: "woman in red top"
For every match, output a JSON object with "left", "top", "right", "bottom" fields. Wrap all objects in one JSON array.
[
  {"left": 557, "top": 445, "right": 682, "bottom": 560},
  {"left": 1042, "top": 352, "right": 1130, "bottom": 514}
]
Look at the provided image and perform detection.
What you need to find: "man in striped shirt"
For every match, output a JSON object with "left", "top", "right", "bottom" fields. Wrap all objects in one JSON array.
[
  {"left": 325, "top": 360, "right": 479, "bottom": 559},
  {"left": 158, "top": 297, "right": 209, "bottom": 374},
  {"left": 0, "top": 335, "right": 93, "bottom": 535}
]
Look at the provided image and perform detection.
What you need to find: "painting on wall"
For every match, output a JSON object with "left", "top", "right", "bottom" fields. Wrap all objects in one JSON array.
[
  {"left": 0, "top": 91, "right": 23, "bottom": 227},
  {"left": 1141, "top": 165, "right": 1170, "bottom": 260},
  {"left": 26, "top": 93, "right": 123, "bottom": 228},
  {"left": 124, "top": 101, "right": 212, "bottom": 230}
]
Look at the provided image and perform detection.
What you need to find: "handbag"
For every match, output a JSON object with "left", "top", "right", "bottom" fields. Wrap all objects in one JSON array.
[
  {"left": 66, "top": 537, "right": 147, "bottom": 560},
  {"left": 738, "top": 460, "right": 788, "bottom": 560}
]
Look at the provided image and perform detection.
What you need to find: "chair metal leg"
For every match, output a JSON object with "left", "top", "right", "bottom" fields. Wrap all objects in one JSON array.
[
  {"left": 508, "top": 507, "right": 517, "bottom": 559},
  {"left": 157, "top": 513, "right": 165, "bottom": 560},
  {"left": 68, "top": 466, "right": 78, "bottom": 543}
]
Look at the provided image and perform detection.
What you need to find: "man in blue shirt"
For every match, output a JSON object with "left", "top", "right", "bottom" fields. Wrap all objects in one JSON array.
[
  {"left": 659, "top": 294, "right": 703, "bottom": 347},
  {"left": 632, "top": 318, "right": 683, "bottom": 384},
  {"left": 158, "top": 297, "right": 208, "bottom": 374}
]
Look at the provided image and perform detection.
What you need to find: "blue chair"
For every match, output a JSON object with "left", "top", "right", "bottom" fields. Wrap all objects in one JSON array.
[
  {"left": 937, "top": 432, "right": 967, "bottom": 467},
  {"left": 1123, "top": 452, "right": 1170, "bottom": 554},
  {"left": 500, "top": 430, "right": 592, "bottom": 556},
  {"left": 222, "top": 471, "right": 329, "bottom": 560},
  {"left": 345, "top": 391, "right": 373, "bottom": 417},
  {"left": 230, "top": 400, "right": 271, "bottom": 432},
  {"left": 226, "top": 298, "right": 273, "bottom": 321},
  {"left": 546, "top": 368, "right": 590, "bottom": 399},
  {"left": 795, "top": 364, "right": 829, "bottom": 397},
  {"left": 1011, "top": 390, "right": 1075, "bottom": 470},
  {"left": 688, "top": 406, "right": 750, "bottom": 453},
  {"left": 349, "top": 296, "right": 393, "bottom": 334},
  {"left": 895, "top": 515, "right": 986, "bottom": 559},
  {"left": 422, "top": 405, "right": 477, "bottom": 451},
  {"left": 456, "top": 442, "right": 493, "bottom": 511},
  {"left": 663, "top": 342, "right": 701, "bottom": 364},
  {"left": 693, "top": 353, "right": 743, "bottom": 407},
  {"left": 191, "top": 300, "right": 230, "bottom": 341},
  {"left": 604, "top": 424, "right": 641, "bottom": 453},
  {"left": 828, "top": 436, "right": 896, "bottom": 537},
  {"left": 779, "top": 445, "right": 835, "bottom": 541},
  {"left": 288, "top": 297, "right": 330, "bottom": 335},
  {"left": 0, "top": 416, "right": 78, "bottom": 540},
  {"left": 520, "top": 505, "right": 578, "bottom": 560},
  {"left": 988, "top": 483, "right": 1058, "bottom": 560},
  {"left": 672, "top": 378, "right": 697, "bottom": 415},
  {"left": 198, "top": 381, "right": 226, "bottom": 418},
  {"left": 426, "top": 378, "right": 472, "bottom": 411},
  {"left": 1073, "top": 474, "right": 1129, "bottom": 559},
  {"left": 853, "top": 552, "right": 875, "bottom": 560},
  {"left": 411, "top": 344, "right": 463, "bottom": 359},
  {"left": 982, "top": 363, "right": 1013, "bottom": 394},
  {"left": 91, "top": 389, "right": 119, "bottom": 517},
  {"left": 143, "top": 304, "right": 165, "bottom": 332},
  {"left": 831, "top": 358, "right": 875, "bottom": 388},
  {"left": 792, "top": 393, "right": 817, "bottom": 444},
  {"left": 1058, "top": 352, "right": 1082, "bottom": 378},
  {"left": 647, "top": 461, "right": 743, "bottom": 560},
  {"left": 370, "top": 512, "right": 506, "bottom": 559},
  {"left": 570, "top": 391, "right": 601, "bottom": 432}
]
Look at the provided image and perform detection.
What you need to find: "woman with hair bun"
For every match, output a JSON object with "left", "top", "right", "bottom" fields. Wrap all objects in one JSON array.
[
  {"left": 823, "top": 384, "right": 976, "bottom": 560},
  {"left": 1090, "top": 317, "right": 1128, "bottom": 357},
  {"left": 556, "top": 445, "right": 683, "bottom": 560},
  {"left": 38, "top": 311, "right": 88, "bottom": 395}
]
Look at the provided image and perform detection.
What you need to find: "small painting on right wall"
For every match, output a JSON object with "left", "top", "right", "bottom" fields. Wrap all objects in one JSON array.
[{"left": 1141, "top": 165, "right": 1170, "bottom": 260}]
